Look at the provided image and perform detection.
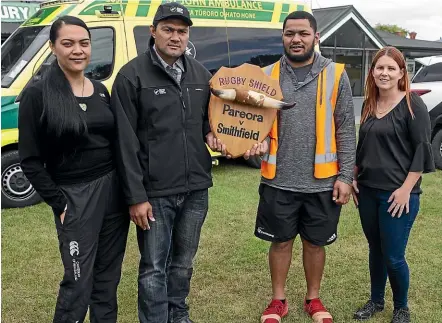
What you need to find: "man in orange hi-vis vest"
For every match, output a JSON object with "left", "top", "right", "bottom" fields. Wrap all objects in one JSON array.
[{"left": 244, "top": 11, "right": 356, "bottom": 323}]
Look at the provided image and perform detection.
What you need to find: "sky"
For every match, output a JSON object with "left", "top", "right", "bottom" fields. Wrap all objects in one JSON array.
[{"left": 311, "top": 0, "right": 442, "bottom": 41}]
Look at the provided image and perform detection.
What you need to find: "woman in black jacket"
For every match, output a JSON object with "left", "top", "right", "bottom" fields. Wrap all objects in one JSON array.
[
  {"left": 352, "top": 47, "right": 435, "bottom": 323},
  {"left": 18, "top": 16, "right": 129, "bottom": 323}
]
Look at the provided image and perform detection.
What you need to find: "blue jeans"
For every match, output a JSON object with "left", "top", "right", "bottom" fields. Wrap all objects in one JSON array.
[
  {"left": 137, "top": 189, "right": 208, "bottom": 323},
  {"left": 358, "top": 185, "right": 419, "bottom": 309}
]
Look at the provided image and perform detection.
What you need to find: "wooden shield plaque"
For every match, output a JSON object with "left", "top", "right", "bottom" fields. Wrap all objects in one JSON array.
[{"left": 209, "top": 63, "right": 283, "bottom": 158}]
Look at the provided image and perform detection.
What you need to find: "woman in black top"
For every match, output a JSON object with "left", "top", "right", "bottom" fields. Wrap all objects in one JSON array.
[
  {"left": 18, "top": 16, "right": 129, "bottom": 323},
  {"left": 352, "top": 47, "right": 434, "bottom": 323}
]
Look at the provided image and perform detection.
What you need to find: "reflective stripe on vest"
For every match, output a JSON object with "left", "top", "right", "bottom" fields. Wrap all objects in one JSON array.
[
  {"left": 261, "top": 60, "right": 345, "bottom": 180},
  {"left": 261, "top": 62, "right": 280, "bottom": 179},
  {"left": 314, "top": 62, "right": 345, "bottom": 178}
]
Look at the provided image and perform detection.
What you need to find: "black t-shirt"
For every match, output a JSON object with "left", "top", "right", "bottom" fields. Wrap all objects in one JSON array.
[
  {"left": 356, "top": 93, "right": 435, "bottom": 193},
  {"left": 18, "top": 79, "right": 115, "bottom": 215}
]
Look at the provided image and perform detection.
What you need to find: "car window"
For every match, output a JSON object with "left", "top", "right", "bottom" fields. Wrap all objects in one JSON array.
[
  {"left": 133, "top": 26, "right": 151, "bottom": 57},
  {"left": 133, "top": 26, "right": 229, "bottom": 74},
  {"left": 226, "top": 27, "right": 282, "bottom": 68},
  {"left": 1, "top": 26, "right": 49, "bottom": 88},
  {"left": 413, "top": 62, "right": 442, "bottom": 83},
  {"left": 84, "top": 28, "right": 115, "bottom": 80}
]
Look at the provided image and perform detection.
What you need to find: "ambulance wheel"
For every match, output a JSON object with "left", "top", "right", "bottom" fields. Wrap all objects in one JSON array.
[{"left": 1, "top": 150, "right": 42, "bottom": 209}]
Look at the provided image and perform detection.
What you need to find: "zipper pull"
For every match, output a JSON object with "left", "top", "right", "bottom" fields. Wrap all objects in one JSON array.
[{"left": 180, "top": 91, "right": 186, "bottom": 109}]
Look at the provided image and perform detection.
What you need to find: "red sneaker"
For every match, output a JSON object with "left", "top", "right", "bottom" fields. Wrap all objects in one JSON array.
[
  {"left": 304, "top": 298, "right": 333, "bottom": 323},
  {"left": 261, "top": 299, "right": 288, "bottom": 323}
]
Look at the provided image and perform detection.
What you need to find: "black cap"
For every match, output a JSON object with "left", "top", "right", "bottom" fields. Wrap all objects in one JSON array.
[{"left": 153, "top": 2, "right": 193, "bottom": 26}]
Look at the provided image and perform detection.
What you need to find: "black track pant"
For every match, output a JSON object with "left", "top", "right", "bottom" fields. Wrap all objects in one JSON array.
[{"left": 53, "top": 170, "right": 130, "bottom": 323}]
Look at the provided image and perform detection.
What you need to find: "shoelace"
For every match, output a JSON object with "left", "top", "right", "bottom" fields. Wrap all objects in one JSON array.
[
  {"left": 307, "top": 300, "right": 326, "bottom": 313},
  {"left": 393, "top": 308, "right": 409, "bottom": 321},
  {"left": 264, "top": 301, "right": 284, "bottom": 315},
  {"left": 360, "top": 301, "right": 377, "bottom": 312}
]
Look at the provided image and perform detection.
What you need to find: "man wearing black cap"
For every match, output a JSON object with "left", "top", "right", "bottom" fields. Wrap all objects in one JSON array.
[{"left": 111, "top": 3, "right": 224, "bottom": 323}]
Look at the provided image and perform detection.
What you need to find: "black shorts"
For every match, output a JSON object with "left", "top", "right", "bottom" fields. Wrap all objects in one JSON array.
[{"left": 255, "top": 184, "right": 342, "bottom": 246}]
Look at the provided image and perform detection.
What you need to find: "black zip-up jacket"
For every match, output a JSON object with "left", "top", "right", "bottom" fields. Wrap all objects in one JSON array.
[{"left": 111, "top": 46, "right": 213, "bottom": 205}]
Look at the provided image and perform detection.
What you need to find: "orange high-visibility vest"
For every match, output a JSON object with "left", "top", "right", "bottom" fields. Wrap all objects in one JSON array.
[{"left": 261, "top": 60, "right": 345, "bottom": 179}]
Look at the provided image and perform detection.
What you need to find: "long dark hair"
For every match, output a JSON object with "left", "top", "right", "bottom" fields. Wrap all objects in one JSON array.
[{"left": 41, "top": 16, "right": 91, "bottom": 139}]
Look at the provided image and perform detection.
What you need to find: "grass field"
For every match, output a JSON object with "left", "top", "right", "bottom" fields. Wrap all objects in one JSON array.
[{"left": 2, "top": 160, "right": 441, "bottom": 323}]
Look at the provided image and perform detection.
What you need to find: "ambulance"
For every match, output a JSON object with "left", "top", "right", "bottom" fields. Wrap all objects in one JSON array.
[{"left": 1, "top": 0, "right": 312, "bottom": 208}]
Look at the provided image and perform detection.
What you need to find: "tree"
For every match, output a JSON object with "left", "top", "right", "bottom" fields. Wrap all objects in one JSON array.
[{"left": 375, "top": 24, "right": 409, "bottom": 37}]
